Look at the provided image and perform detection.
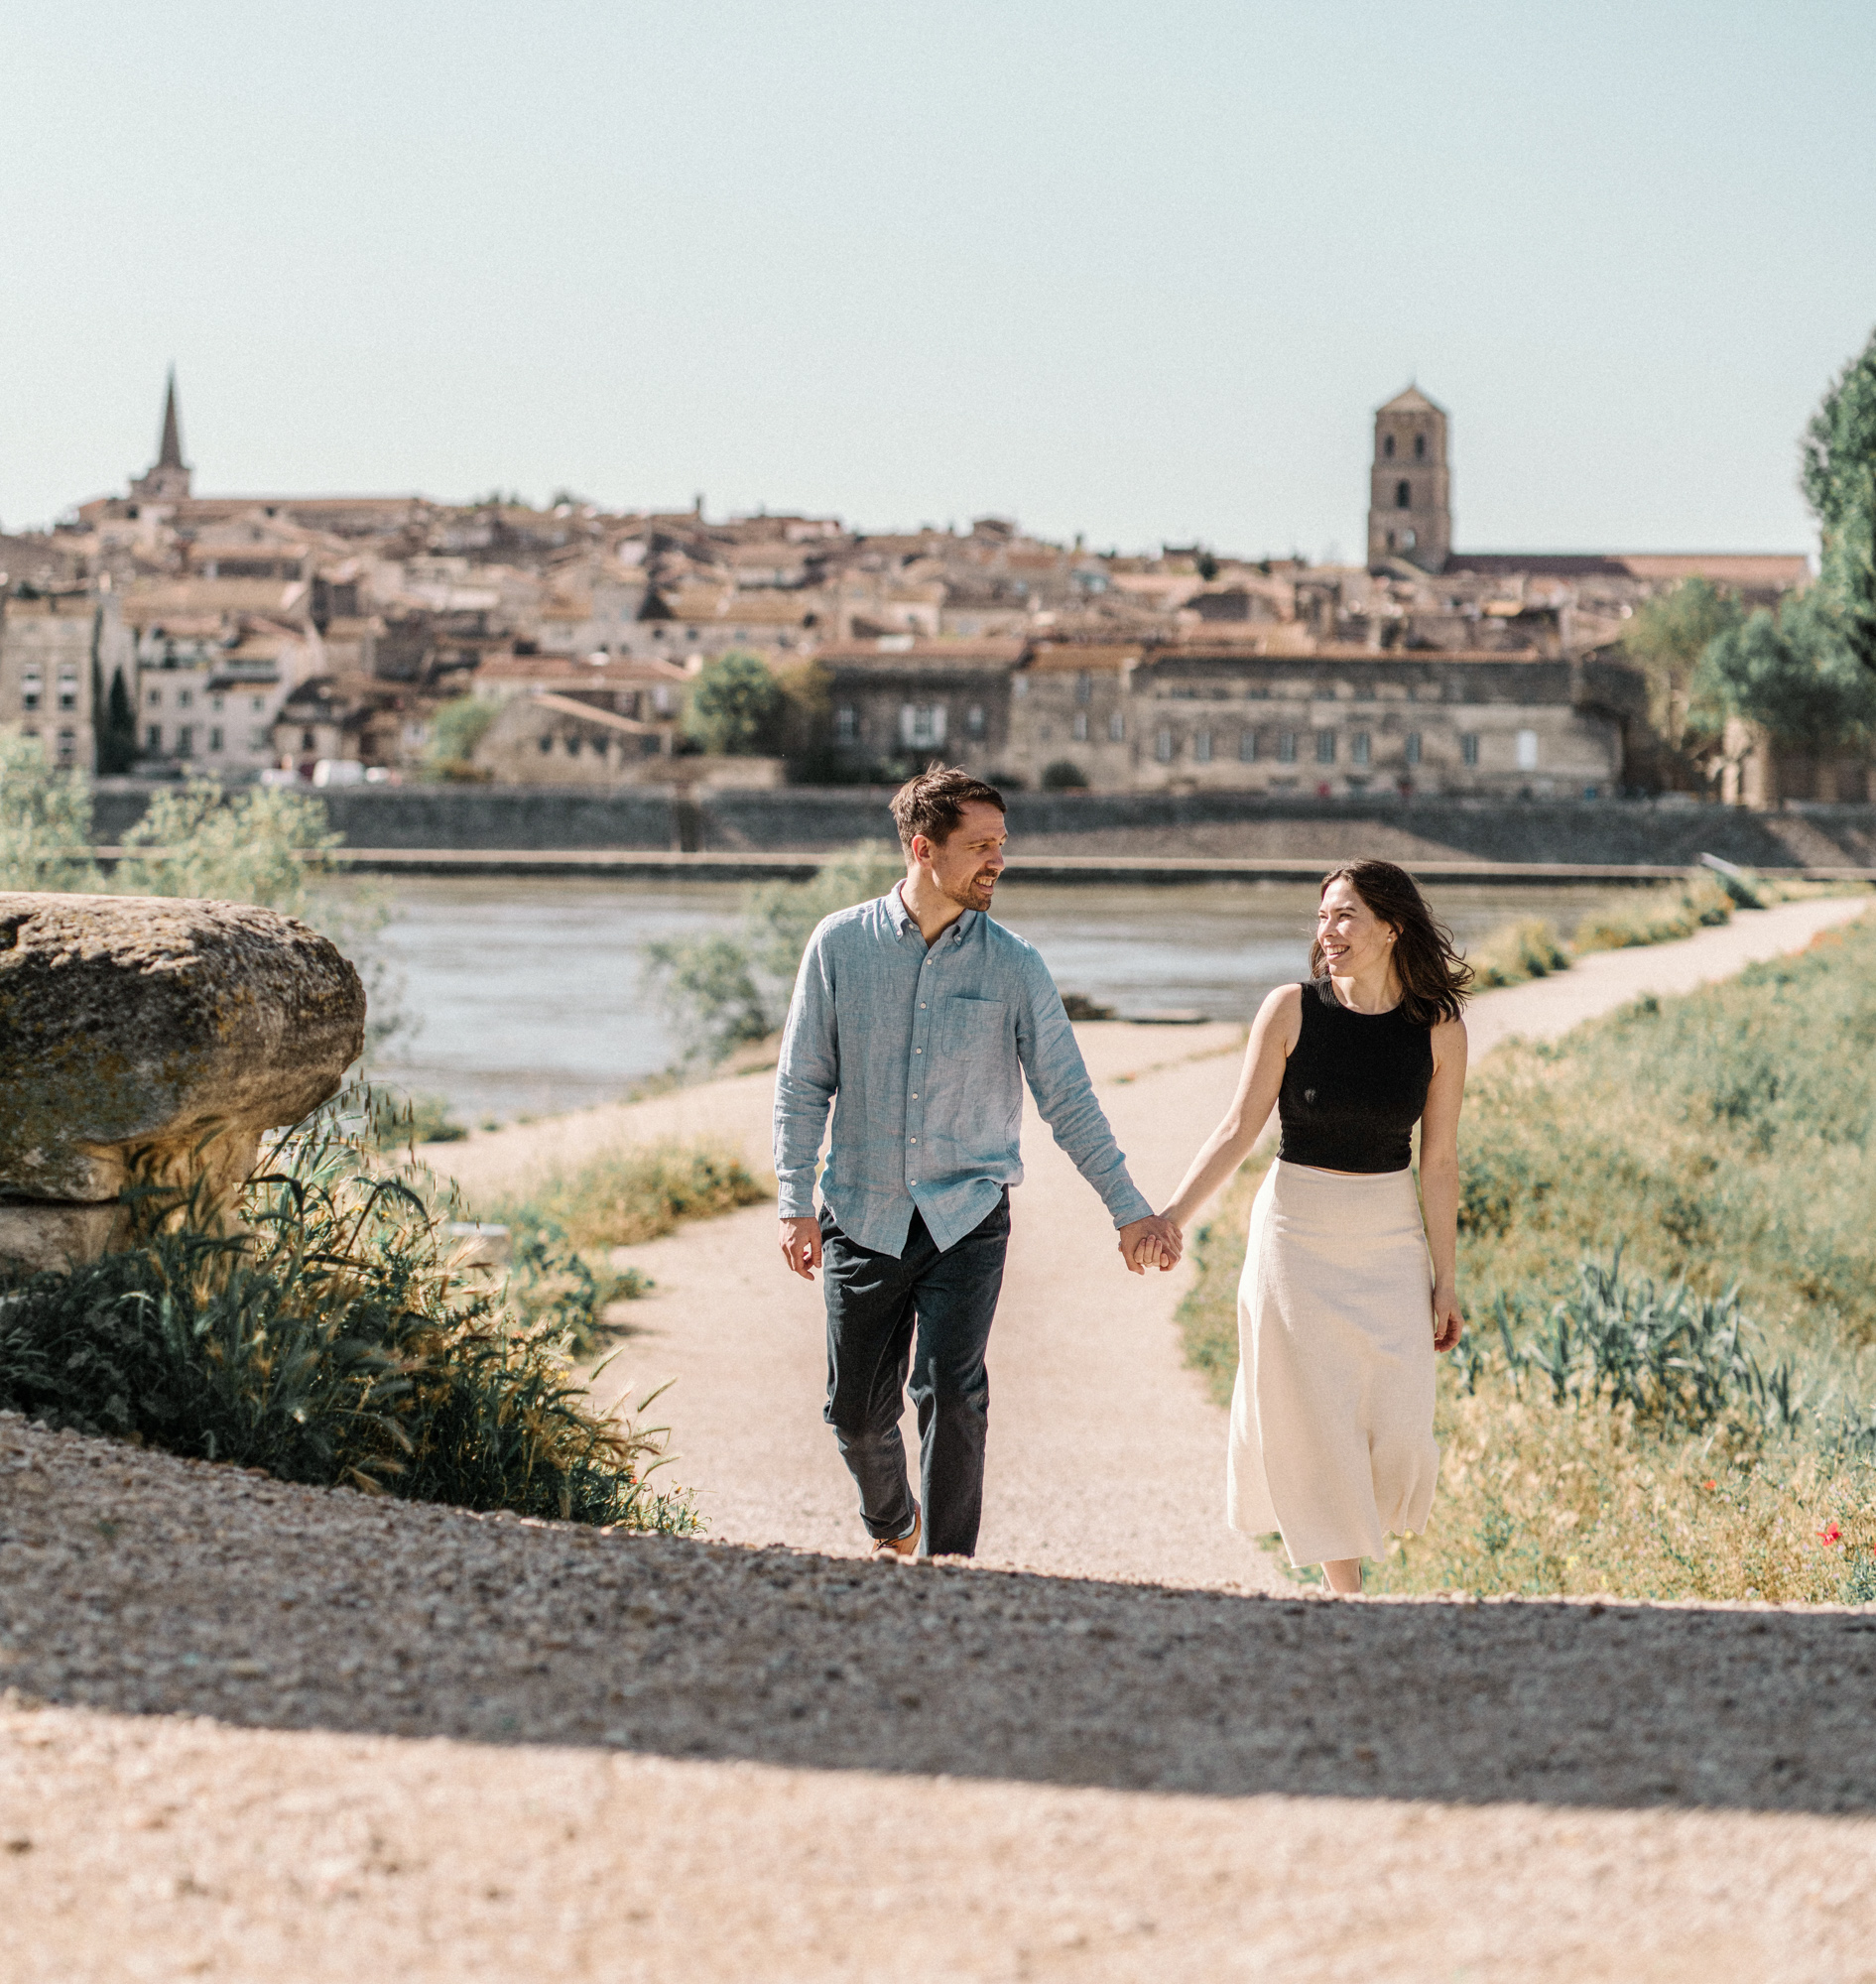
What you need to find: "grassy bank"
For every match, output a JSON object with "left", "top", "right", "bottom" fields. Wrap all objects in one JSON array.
[{"left": 1176, "top": 908, "right": 1876, "bottom": 1598}]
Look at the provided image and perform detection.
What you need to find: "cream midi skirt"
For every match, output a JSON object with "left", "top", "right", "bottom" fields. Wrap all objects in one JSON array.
[{"left": 1226, "top": 1160, "right": 1440, "bottom": 1567}]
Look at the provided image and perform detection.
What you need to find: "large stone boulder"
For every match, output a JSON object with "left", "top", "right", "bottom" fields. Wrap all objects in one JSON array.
[{"left": 0, "top": 892, "right": 366, "bottom": 1269}]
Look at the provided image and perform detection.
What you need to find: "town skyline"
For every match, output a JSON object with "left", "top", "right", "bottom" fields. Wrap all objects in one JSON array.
[{"left": 7, "top": 4, "right": 1873, "bottom": 558}]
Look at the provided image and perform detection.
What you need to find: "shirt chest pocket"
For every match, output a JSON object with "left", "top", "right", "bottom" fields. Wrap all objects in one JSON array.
[{"left": 939, "top": 995, "right": 1010, "bottom": 1057}]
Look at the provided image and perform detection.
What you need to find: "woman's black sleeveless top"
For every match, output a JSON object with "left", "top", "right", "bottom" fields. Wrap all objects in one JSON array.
[{"left": 1277, "top": 978, "right": 1434, "bottom": 1174}]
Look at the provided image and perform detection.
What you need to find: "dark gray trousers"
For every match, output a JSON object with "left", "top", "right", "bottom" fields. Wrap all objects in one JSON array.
[{"left": 819, "top": 1191, "right": 1010, "bottom": 1557}]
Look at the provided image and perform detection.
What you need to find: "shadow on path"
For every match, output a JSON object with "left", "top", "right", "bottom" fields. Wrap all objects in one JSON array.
[{"left": 7, "top": 1429, "right": 1875, "bottom": 1819}]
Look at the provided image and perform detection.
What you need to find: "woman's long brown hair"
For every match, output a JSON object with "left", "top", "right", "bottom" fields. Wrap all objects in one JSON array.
[{"left": 1309, "top": 859, "right": 1473, "bottom": 1026}]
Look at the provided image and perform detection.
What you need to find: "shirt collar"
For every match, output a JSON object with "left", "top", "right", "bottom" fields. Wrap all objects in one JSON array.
[{"left": 886, "top": 883, "right": 977, "bottom": 944}]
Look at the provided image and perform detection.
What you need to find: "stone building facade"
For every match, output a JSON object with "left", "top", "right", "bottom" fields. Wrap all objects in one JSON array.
[
  {"left": 1001, "top": 644, "right": 1628, "bottom": 799},
  {"left": 0, "top": 588, "right": 132, "bottom": 772}
]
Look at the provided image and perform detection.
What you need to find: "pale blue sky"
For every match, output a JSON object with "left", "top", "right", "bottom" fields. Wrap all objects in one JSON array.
[{"left": 4, "top": 2, "right": 1873, "bottom": 558}]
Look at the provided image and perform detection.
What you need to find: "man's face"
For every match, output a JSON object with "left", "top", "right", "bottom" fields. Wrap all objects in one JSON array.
[{"left": 913, "top": 802, "right": 1007, "bottom": 912}]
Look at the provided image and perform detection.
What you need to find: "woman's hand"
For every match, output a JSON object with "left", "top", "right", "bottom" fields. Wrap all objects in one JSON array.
[{"left": 1432, "top": 1282, "right": 1464, "bottom": 1352}]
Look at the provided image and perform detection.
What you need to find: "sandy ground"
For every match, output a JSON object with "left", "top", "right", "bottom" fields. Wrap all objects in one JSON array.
[{"left": 4, "top": 891, "right": 1872, "bottom": 1980}]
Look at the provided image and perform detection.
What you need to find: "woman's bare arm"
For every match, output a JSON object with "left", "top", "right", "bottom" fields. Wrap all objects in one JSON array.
[
  {"left": 1418, "top": 1014, "right": 1468, "bottom": 1350},
  {"left": 1159, "top": 984, "right": 1303, "bottom": 1237}
]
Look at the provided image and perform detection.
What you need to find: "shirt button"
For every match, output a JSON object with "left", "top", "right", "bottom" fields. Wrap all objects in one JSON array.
[
  {"left": 910, "top": 1137, "right": 918, "bottom": 1144},
  {"left": 911, "top": 1092, "right": 918, "bottom": 1099}
]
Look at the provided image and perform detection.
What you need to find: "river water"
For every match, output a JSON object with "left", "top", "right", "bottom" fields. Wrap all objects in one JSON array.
[{"left": 349, "top": 875, "right": 1639, "bottom": 1125}]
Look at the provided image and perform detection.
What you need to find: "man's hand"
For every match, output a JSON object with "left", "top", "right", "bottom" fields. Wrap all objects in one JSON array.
[
  {"left": 1117, "top": 1212, "right": 1183, "bottom": 1276},
  {"left": 780, "top": 1215, "right": 823, "bottom": 1281}
]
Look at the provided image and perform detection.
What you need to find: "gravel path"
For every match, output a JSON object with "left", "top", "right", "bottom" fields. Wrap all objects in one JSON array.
[
  {"left": 8, "top": 1412, "right": 1876, "bottom": 1981},
  {"left": 5, "top": 892, "right": 1871, "bottom": 1979}
]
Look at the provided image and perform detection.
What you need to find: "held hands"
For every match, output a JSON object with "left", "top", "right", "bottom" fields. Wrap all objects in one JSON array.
[
  {"left": 1433, "top": 1281, "right": 1465, "bottom": 1353},
  {"left": 780, "top": 1215, "right": 822, "bottom": 1281},
  {"left": 1117, "top": 1212, "right": 1183, "bottom": 1276}
]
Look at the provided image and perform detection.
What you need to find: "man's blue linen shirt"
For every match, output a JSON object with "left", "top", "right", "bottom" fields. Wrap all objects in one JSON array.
[{"left": 773, "top": 886, "right": 1155, "bottom": 1257}]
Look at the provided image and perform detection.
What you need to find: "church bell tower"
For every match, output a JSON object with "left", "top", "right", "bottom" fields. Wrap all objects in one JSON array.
[
  {"left": 130, "top": 368, "right": 191, "bottom": 503},
  {"left": 1366, "top": 384, "right": 1449, "bottom": 572}
]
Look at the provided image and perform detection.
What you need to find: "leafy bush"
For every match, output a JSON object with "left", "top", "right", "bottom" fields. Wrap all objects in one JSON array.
[
  {"left": 113, "top": 778, "right": 339, "bottom": 917},
  {"left": 491, "top": 1143, "right": 771, "bottom": 1252},
  {"left": 0, "top": 1117, "right": 695, "bottom": 1530},
  {"left": 0, "top": 729, "right": 99, "bottom": 891},
  {"left": 1468, "top": 917, "right": 1570, "bottom": 989},
  {"left": 645, "top": 842, "right": 903, "bottom": 1065},
  {"left": 423, "top": 694, "right": 497, "bottom": 779},
  {"left": 1041, "top": 759, "right": 1089, "bottom": 791},
  {"left": 1571, "top": 873, "right": 1735, "bottom": 952}
]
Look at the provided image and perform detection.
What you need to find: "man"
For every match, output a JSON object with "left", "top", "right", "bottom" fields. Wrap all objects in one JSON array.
[{"left": 774, "top": 765, "right": 1182, "bottom": 1562}]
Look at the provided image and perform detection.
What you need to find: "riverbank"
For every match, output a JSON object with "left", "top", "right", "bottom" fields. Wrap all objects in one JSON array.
[{"left": 89, "top": 779, "right": 1876, "bottom": 870}]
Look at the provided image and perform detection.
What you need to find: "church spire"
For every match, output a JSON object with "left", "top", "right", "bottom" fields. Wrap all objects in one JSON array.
[{"left": 157, "top": 367, "right": 185, "bottom": 471}]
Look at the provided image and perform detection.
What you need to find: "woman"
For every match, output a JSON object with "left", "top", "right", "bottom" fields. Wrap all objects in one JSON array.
[{"left": 1157, "top": 860, "right": 1471, "bottom": 1595}]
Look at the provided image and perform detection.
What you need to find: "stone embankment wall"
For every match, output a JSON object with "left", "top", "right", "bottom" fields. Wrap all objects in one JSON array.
[{"left": 90, "top": 781, "right": 1876, "bottom": 868}]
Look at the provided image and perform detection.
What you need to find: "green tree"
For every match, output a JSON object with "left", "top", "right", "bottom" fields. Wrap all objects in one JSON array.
[
  {"left": 1801, "top": 324, "right": 1876, "bottom": 678},
  {"left": 116, "top": 777, "right": 341, "bottom": 917},
  {"left": 685, "top": 650, "right": 784, "bottom": 756},
  {"left": 1696, "top": 591, "right": 1876, "bottom": 769},
  {"left": 0, "top": 728, "right": 102, "bottom": 891},
  {"left": 424, "top": 694, "right": 497, "bottom": 777},
  {"left": 96, "top": 666, "right": 138, "bottom": 775},
  {"left": 1620, "top": 577, "right": 1742, "bottom": 763}
]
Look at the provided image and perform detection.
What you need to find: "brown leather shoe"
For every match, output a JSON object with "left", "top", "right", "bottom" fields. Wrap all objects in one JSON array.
[{"left": 869, "top": 1508, "right": 921, "bottom": 1561}]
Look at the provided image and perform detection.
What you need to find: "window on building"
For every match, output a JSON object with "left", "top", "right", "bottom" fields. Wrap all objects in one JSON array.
[
  {"left": 1461, "top": 733, "right": 1480, "bottom": 767},
  {"left": 1074, "top": 671, "right": 1091, "bottom": 705},
  {"left": 966, "top": 704, "right": 985, "bottom": 738},
  {"left": 1315, "top": 729, "right": 1335, "bottom": 765},
  {"left": 147, "top": 686, "right": 161, "bottom": 707},
  {"left": 1385, "top": 531, "right": 1395, "bottom": 552},
  {"left": 252, "top": 695, "right": 265, "bottom": 711},
  {"left": 146, "top": 724, "right": 162, "bottom": 752},
  {"left": 1383, "top": 433, "right": 1395, "bottom": 458},
  {"left": 177, "top": 688, "right": 193, "bottom": 709},
  {"left": 58, "top": 670, "right": 78, "bottom": 710},
  {"left": 1351, "top": 731, "right": 1371, "bottom": 767},
  {"left": 177, "top": 725, "right": 194, "bottom": 757},
  {"left": 1238, "top": 728, "right": 1257, "bottom": 763},
  {"left": 1155, "top": 726, "right": 1174, "bottom": 763},
  {"left": 1395, "top": 480, "right": 1412, "bottom": 510},
  {"left": 1194, "top": 728, "right": 1212, "bottom": 764},
  {"left": 1072, "top": 710, "right": 1088, "bottom": 742},
  {"left": 211, "top": 694, "right": 225, "bottom": 713},
  {"left": 57, "top": 729, "right": 76, "bottom": 764},
  {"left": 1414, "top": 433, "right": 1427, "bottom": 459},
  {"left": 900, "top": 703, "right": 947, "bottom": 749},
  {"left": 834, "top": 704, "right": 857, "bottom": 743},
  {"left": 1278, "top": 731, "right": 1298, "bottom": 764},
  {"left": 539, "top": 732, "right": 554, "bottom": 753},
  {"left": 1516, "top": 728, "right": 1540, "bottom": 770},
  {"left": 1404, "top": 731, "right": 1422, "bottom": 766},
  {"left": 209, "top": 726, "right": 224, "bottom": 752},
  {"left": 1108, "top": 710, "right": 1125, "bottom": 743},
  {"left": 22, "top": 670, "right": 41, "bottom": 711},
  {"left": 301, "top": 728, "right": 316, "bottom": 750}
]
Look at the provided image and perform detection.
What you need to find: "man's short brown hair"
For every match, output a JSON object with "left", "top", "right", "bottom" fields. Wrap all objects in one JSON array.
[{"left": 889, "top": 765, "right": 1007, "bottom": 853}]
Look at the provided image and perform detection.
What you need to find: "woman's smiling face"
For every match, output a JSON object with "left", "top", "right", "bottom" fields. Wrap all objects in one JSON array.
[{"left": 1316, "top": 877, "right": 1396, "bottom": 978}]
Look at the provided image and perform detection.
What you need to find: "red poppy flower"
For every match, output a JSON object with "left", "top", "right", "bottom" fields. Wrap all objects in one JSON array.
[
  {"left": 1819, "top": 1522, "right": 1844, "bottom": 1547},
  {"left": 1701, "top": 1479, "right": 1717, "bottom": 1491}
]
